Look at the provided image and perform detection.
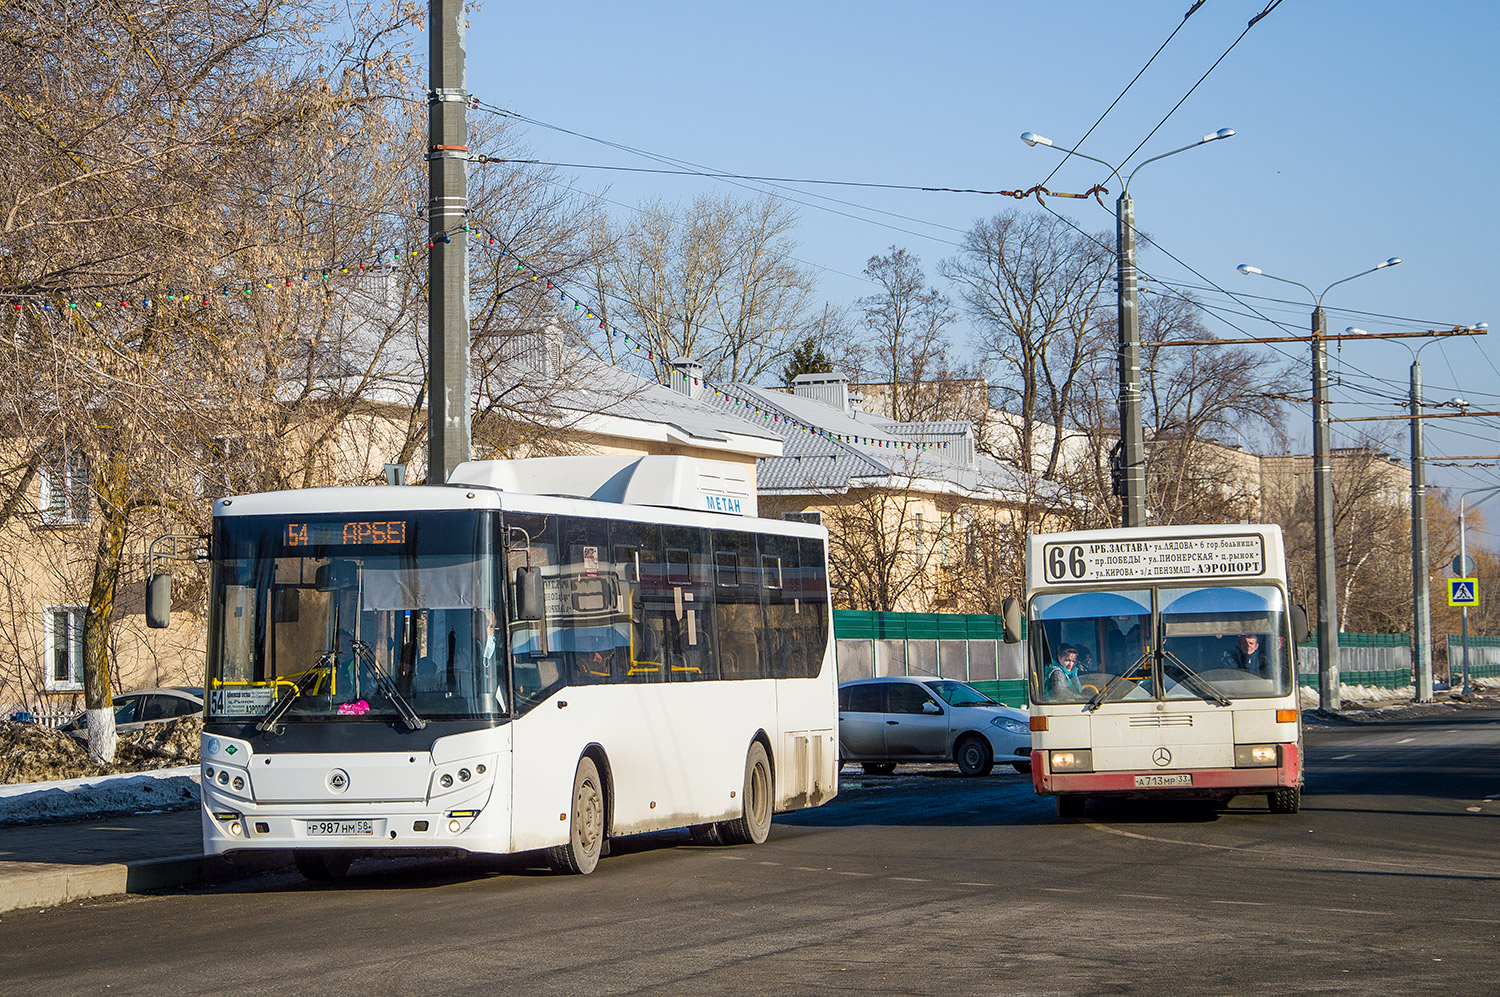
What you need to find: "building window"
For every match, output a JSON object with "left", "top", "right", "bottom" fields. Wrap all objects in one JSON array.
[
  {"left": 39, "top": 451, "right": 91, "bottom": 526},
  {"left": 43, "top": 606, "right": 85, "bottom": 691}
]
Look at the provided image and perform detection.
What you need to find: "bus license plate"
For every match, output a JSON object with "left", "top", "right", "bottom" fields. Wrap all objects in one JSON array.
[
  {"left": 1135, "top": 774, "right": 1192, "bottom": 788},
  {"left": 306, "top": 820, "right": 374, "bottom": 836}
]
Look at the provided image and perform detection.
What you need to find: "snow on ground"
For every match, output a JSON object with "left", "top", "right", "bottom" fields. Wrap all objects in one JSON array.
[{"left": 0, "top": 766, "right": 199, "bottom": 827}]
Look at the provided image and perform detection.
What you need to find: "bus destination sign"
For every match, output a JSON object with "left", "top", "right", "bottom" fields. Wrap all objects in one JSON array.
[
  {"left": 1041, "top": 534, "right": 1266, "bottom": 584},
  {"left": 285, "top": 521, "right": 408, "bottom": 547}
]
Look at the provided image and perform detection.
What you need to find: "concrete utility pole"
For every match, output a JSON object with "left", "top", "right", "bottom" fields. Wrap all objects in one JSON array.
[
  {"left": 427, "top": 0, "right": 471, "bottom": 485},
  {"left": 1236, "top": 260, "right": 1402, "bottom": 712},
  {"left": 1021, "top": 128, "right": 1234, "bottom": 527}
]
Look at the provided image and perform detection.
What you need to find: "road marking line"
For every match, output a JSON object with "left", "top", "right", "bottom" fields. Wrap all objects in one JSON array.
[
  {"left": 1084, "top": 823, "right": 1245, "bottom": 852},
  {"left": 1397, "top": 737, "right": 1416, "bottom": 744},
  {"left": 890, "top": 877, "right": 929, "bottom": 883},
  {"left": 1211, "top": 900, "right": 1266, "bottom": 906},
  {"left": 1119, "top": 893, "right": 1170, "bottom": 900},
  {"left": 957, "top": 882, "right": 995, "bottom": 887},
  {"left": 1040, "top": 887, "right": 1084, "bottom": 893},
  {"left": 1467, "top": 806, "right": 1483, "bottom": 813},
  {"left": 1318, "top": 907, "right": 1391, "bottom": 916},
  {"left": 1332, "top": 754, "right": 1354, "bottom": 760},
  {"left": 757, "top": 861, "right": 781, "bottom": 866},
  {"left": 1453, "top": 917, "right": 1500, "bottom": 925},
  {"left": 831, "top": 871, "right": 872, "bottom": 877},
  {"left": 791, "top": 866, "right": 821, "bottom": 872}
]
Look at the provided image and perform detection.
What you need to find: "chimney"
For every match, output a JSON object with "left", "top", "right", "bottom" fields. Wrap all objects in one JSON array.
[
  {"left": 669, "top": 357, "right": 704, "bottom": 399},
  {"left": 793, "top": 372, "right": 850, "bottom": 413}
]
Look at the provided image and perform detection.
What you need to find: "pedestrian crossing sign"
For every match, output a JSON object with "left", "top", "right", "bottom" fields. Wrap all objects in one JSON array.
[{"left": 1449, "top": 578, "right": 1478, "bottom": 607}]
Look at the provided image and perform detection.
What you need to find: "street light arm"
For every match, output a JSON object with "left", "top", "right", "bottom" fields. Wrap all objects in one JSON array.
[
  {"left": 1123, "top": 129, "right": 1235, "bottom": 194},
  {"left": 1240, "top": 268, "right": 1317, "bottom": 303},
  {"left": 1317, "top": 260, "right": 1400, "bottom": 306},
  {"left": 1019, "top": 132, "right": 1124, "bottom": 189}
]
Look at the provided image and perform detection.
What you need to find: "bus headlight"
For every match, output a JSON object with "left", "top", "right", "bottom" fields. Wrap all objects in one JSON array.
[
  {"left": 1050, "top": 749, "right": 1093, "bottom": 772},
  {"left": 1234, "top": 744, "right": 1280, "bottom": 767}
]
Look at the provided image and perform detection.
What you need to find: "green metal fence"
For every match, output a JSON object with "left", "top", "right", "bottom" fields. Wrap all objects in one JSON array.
[{"left": 1445, "top": 634, "right": 1500, "bottom": 681}]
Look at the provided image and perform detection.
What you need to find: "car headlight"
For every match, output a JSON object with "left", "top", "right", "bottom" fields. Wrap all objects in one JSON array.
[{"left": 990, "top": 716, "right": 1028, "bottom": 735}]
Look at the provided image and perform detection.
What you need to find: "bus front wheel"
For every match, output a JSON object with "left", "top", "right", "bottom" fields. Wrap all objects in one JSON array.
[
  {"left": 548, "top": 757, "right": 606, "bottom": 874},
  {"left": 1268, "top": 786, "right": 1301, "bottom": 814},
  {"left": 718, "top": 742, "right": 773, "bottom": 845}
]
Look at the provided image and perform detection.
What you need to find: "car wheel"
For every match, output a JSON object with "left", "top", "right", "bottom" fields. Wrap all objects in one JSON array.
[
  {"left": 861, "top": 762, "right": 896, "bottom": 775},
  {"left": 955, "top": 734, "right": 994, "bottom": 777},
  {"left": 547, "top": 756, "right": 606, "bottom": 874},
  {"left": 1268, "top": 786, "right": 1301, "bottom": 814},
  {"left": 718, "top": 742, "right": 774, "bottom": 845},
  {"left": 294, "top": 849, "right": 354, "bottom": 880},
  {"left": 1056, "top": 795, "right": 1086, "bottom": 818}
]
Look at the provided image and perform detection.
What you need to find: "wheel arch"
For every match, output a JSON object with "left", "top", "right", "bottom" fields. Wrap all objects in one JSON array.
[{"left": 580, "top": 742, "right": 614, "bottom": 836}]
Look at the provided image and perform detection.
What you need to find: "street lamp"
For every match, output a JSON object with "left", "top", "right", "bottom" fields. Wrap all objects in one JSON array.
[
  {"left": 1344, "top": 324, "right": 1488, "bottom": 702},
  {"left": 1021, "top": 128, "right": 1235, "bottom": 527},
  {"left": 1237, "top": 260, "right": 1402, "bottom": 712},
  {"left": 1456, "top": 485, "right": 1500, "bottom": 697}
]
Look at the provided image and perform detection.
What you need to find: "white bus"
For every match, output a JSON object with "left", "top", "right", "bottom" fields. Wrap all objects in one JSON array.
[
  {"left": 155, "top": 456, "right": 838, "bottom": 878},
  {"left": 1003, "top": 524, "right": 1306, "bottom": 818}
]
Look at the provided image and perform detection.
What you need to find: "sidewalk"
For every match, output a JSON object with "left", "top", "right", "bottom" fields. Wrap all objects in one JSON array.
[{"left": 0, "top": 808, "right": 289, "bottom": 915}]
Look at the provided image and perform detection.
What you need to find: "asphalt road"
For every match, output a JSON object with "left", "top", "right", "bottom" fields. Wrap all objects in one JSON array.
[{"left": 3, "top": 710, "right": 1498, "bottom": 995}]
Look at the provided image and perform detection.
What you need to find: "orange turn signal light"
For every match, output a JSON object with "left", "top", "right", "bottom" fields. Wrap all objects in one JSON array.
[
  {"left": 1029, "top": 716, "right": 1048, "bottom": 732},
  {"left": 1275, "top": 709, "right": 1298, "bottom": 723}
]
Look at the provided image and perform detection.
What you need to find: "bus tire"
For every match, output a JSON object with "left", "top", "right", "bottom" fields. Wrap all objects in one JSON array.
[
  {"left": 1268, "top": 786, "right": 1301, "bottom": 814},
  {"left": 294, "top": 849, "right": 353, "bottom": 880},
  {"left": 955, "top": 735, "right": 994, "bottom": 777},
  {"left": 1056, "top": 795, "right": 1086, "bottom": 818},
  {"left": 547, "top": 757, "right": 605, "bottom": 874},
  {"left": 719, "top": 742, "right": 773, "bottom": 846},
  {"left": 688, "top": 822, "right": 724, "bottom": 846}
]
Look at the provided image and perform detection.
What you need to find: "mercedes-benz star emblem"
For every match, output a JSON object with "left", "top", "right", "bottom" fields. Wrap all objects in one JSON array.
[
  {"left": 326, "top": 769, "right": 350, "bottom": 793},
  {"left": 1152, "top": 747, "right": 1172, "bottom": 767}
]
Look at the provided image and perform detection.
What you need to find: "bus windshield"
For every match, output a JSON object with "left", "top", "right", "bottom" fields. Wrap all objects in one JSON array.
[
  {"left": 1028, "top": 584, "right": 1292, "bottom": 705},
  {"left": 207, "top": 511, "right": 504, "bottom": 724}
]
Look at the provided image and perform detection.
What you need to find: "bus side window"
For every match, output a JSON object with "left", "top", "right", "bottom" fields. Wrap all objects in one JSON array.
[
  {"left": 661, "top": 525, "right": 716, "bottom": 681},
  {"left": 712, "top": 529, "right": 762, "bottom": 681},
  {"left": 797, "top": 537, "right": 830, "bottom": 678}
]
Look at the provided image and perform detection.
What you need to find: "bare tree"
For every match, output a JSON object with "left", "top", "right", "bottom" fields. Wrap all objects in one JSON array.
[
  {"left": 597, "top": 194, "right": 816, "bottom": 384},
  {"left": 856, "top": 248, "right": 961, "bottom": 422},
  {"left": 942, "top": 209, "right": 1114, "bottom": 478}
]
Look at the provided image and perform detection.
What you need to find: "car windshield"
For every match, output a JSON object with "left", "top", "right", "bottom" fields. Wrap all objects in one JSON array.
[
  {"left": 207, "top": 510, "right": 505, "bottom": 724},
  {"left": 927, "top": 680, "right": 998, "bottom": 707}
]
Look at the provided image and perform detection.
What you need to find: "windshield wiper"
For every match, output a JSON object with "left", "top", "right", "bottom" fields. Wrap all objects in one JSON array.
[
  {"left": 1085, "top": 651, "right": 1152, "bottom": 712},
  {"left": 1161, "top": 648, "right": 1232, "bottom": 707},
  {"left": 352, "top": 640, "right": 426, "bottom": 730},
  {"left": 256, "top": 657, "right": 332, "bottom": 733}
]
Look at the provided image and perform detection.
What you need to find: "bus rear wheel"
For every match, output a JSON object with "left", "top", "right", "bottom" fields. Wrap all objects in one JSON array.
[
  {"left": 718, "top": 742, "right": 773, "bottom": 845},
  {"left": 294, "top": 849, "right": 354, "bottom": 880},
  {"left": 548, "top": 757, "right": 606, "bottom": 874},
  {"left": 1268, "top": 786, "right": 1301, "bottom": 814}
]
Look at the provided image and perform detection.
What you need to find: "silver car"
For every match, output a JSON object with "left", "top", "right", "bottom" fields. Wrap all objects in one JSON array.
[
  {"left": 838, "top": 677, "right": 1031, "bottom": 777},
  {"left": 59, "top": 687, "right": 204, "bottom": 741}
]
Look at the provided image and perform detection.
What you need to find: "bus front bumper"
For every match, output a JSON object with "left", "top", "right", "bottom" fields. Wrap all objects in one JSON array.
[{"left": 1032, "top": 743, "right": 1300, "bottom": 796}]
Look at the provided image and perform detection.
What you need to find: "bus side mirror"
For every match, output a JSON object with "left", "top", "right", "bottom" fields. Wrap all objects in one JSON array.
[
  {"left": 514, "top": 567, "right": 543, "bottom": 621},
  {"left": 1001, "top": 597, "right": 1024, "bottom": 644},
  {"left": 1289, "top": 605, "right": 1310, "bottom": 645},
  {"left": 146, "top": 573, "right": 172, "bottom": 629}
]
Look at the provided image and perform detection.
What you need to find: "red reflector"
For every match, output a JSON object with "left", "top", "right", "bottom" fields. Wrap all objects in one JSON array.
[
  {"left": 1276, "top": 709, "right": 1298, "bottom": 723},
  {"left": 1029, "top": 716, "right": 1048, "bottom": 732}
]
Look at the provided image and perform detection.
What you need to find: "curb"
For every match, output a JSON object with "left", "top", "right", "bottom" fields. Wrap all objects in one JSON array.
[{"left": 0, "top": 850, "right": 292, "bottom": 915}]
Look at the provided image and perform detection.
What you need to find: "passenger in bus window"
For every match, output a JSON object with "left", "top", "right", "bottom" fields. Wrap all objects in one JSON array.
[
  {"left": 1223, "top": 633, "right": 1268, "bottom": 676},
  {"left": 1047, "top": 644, "right": 1085, "bottom": 696}
]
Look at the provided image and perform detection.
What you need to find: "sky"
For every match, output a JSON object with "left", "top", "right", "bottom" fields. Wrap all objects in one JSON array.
[{"left": 461, "top": 0, "right": 1500, "bottom": 518}]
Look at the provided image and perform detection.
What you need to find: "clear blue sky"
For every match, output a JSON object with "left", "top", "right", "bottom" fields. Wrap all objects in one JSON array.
[{"left": 464, "top": 0, "right": 1500, "bottom": 508}]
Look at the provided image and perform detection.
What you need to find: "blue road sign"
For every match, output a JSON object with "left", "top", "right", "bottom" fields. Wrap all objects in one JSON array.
[{"left": 1449, "top": 578, "right": 1478, "bottom": 607}]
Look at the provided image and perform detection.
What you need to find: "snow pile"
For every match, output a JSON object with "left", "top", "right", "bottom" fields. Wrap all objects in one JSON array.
[
  {"left": 0, "top": 766, "right": 199, "bottom": 826},
  {"left": 1298, "top": 683, "right": 1416, "bottom": 708},
  {"left": 0, "top": 716, "right": 204, "bottom": 785}
]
